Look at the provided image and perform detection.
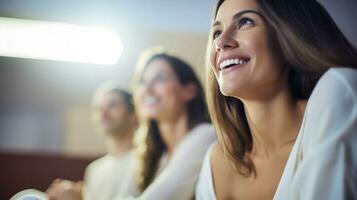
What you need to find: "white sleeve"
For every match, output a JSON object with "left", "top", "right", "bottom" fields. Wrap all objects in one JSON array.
[
  {"left": 116, "top": 124, "right": 216, "bottom": 200},
  {"left": 290, "top": 69, "right": 357, "bottom": 200},
  {"left": 83, "top": 162, "right": 96, "bottom": 200},
  {"left": 117, "top": 158, "right": 141, "bottom": 198},
  {"left": 195, "top": 144, "right": 216, "bottom": 200}
]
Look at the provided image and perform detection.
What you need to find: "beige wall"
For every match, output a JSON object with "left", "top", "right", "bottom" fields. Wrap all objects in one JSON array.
[{"left": 64, "top": 106, "right": 106, "bottom": 156}]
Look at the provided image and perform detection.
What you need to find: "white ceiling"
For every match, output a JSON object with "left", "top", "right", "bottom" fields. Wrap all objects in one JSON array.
[
  {"left": 0, "top": 0, "right": 356, "bottom": 41},
  {"left": 0, "top": 0, "right": 217, "bottom": 34}
]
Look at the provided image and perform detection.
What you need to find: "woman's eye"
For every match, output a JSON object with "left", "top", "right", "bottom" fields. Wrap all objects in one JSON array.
[
  {"left": 212, "top": 30, "right": 221, "bottom": 40},
  {"left": 156, "top": 74, "right": 168, "bottom": 82},
  {"left": 238, "top": 17, "right": 254, "bottom": 29}
]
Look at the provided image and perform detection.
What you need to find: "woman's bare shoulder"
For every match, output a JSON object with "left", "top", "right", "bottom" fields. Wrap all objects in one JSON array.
[
  {"left": 210, "top": 142, "right": 233, "bottom": 181},
  {"left": 210, "top": 143, "right": 224, "bottom": 164}
]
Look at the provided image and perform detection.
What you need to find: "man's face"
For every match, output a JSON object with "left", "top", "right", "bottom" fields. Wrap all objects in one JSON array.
[{"left": 92, "top": 92, "right": 132, "bottom": 135}]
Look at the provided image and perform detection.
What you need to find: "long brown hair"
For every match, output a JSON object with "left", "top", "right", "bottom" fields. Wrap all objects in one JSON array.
[
  {"left": 206, "top": 0, "right": 357, "bottom": 176},
  {"left": 132, "top": 49, "right": 210, "bottom": 191}
]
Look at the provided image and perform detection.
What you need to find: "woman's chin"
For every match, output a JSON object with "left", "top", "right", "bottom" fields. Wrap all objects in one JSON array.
[
  {"left": 142, "top": 112, "right": 159, "bottom": 121},
  {"left": 219, "top": 85, "right": 238, "bottom": 97},
  {"left": 219, "top": 80, "right": 249, "bottom": 99}
]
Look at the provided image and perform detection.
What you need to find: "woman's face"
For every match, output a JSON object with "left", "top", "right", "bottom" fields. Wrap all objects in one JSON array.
[
  {"left": 136, "top": 58, "right": 192, "bottom": 121},
  {"left": 210, "top": 0, "right": 284, "bottom": 100}
]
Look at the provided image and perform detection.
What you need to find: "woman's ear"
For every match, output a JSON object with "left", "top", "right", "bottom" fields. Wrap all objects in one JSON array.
[{"left": 183, "top": 83, "right": 198, "bottom": 101}]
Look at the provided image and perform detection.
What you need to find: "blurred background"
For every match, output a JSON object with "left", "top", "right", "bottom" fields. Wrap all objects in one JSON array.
[
  {"left": 0, "top": 0, "right": 217, "bottom": 156},
  {"left": 0, "top": 0, "right": 356, "bottom": 199}
]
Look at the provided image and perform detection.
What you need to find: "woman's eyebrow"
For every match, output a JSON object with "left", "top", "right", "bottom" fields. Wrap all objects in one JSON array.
[
  {"left": 232, "top": 9, "right": 262, "bottom": 20},
  {"left": 212, "top": 21, "right": 221, "bottom": 28},
  {"left": 212, "top": 9, "right": 263, "bottom": 28}
]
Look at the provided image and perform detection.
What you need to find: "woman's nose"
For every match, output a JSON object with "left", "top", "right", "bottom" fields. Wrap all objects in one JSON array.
[
  {"left": 141, "top": 80, "right": 155, "bottom": 94},
  {"left": 215, "top": 31, "right": 239, "bottom": 52}
]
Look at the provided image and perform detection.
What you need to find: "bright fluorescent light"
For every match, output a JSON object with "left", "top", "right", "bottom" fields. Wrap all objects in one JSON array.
[{"left": 0, "top": 17, "right": 123, "bottom": 65}]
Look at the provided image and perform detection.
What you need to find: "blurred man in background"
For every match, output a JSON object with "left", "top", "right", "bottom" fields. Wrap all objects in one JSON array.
[{"left": 46, "top": 81, "right": 138, "bottom": 200}]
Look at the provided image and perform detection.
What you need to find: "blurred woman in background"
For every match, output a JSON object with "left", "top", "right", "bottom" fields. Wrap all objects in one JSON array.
[{"left": 116, "top": 48, "right": 216, "bottom": 200}]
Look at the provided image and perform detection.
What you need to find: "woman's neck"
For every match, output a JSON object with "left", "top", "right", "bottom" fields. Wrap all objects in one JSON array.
[
  {"left": 243, "top": 88, "right": 306, "bottom": 159},
  {"left": 158, "top": 113, "right": 189, "bottom": 156}
]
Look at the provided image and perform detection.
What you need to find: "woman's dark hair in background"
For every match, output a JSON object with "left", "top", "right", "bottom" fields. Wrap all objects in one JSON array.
[
  {"left": 206, "top": 0, "right": 357, "bottom": 176},
  {"left": 133, "top": 50, "right": 210, "bottom": 191}
]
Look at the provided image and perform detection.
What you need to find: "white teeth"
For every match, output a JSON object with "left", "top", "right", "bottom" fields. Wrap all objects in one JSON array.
[
  {"left": 219, "top": 58, "right": 247, "bottom": 70},
  {"left": 144, "top": 96, "right": 158, "bottom": 105}
]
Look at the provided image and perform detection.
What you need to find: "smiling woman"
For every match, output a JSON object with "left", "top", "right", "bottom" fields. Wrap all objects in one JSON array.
[
  {"left": 113, "top": 48, "right": 216, "bottom": 200},
  {"left": 196, "top": 0, "right": 357, "bottom": 200},
  {"left": 0, "top": 17, "right": 123, "bottom": 65}
]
